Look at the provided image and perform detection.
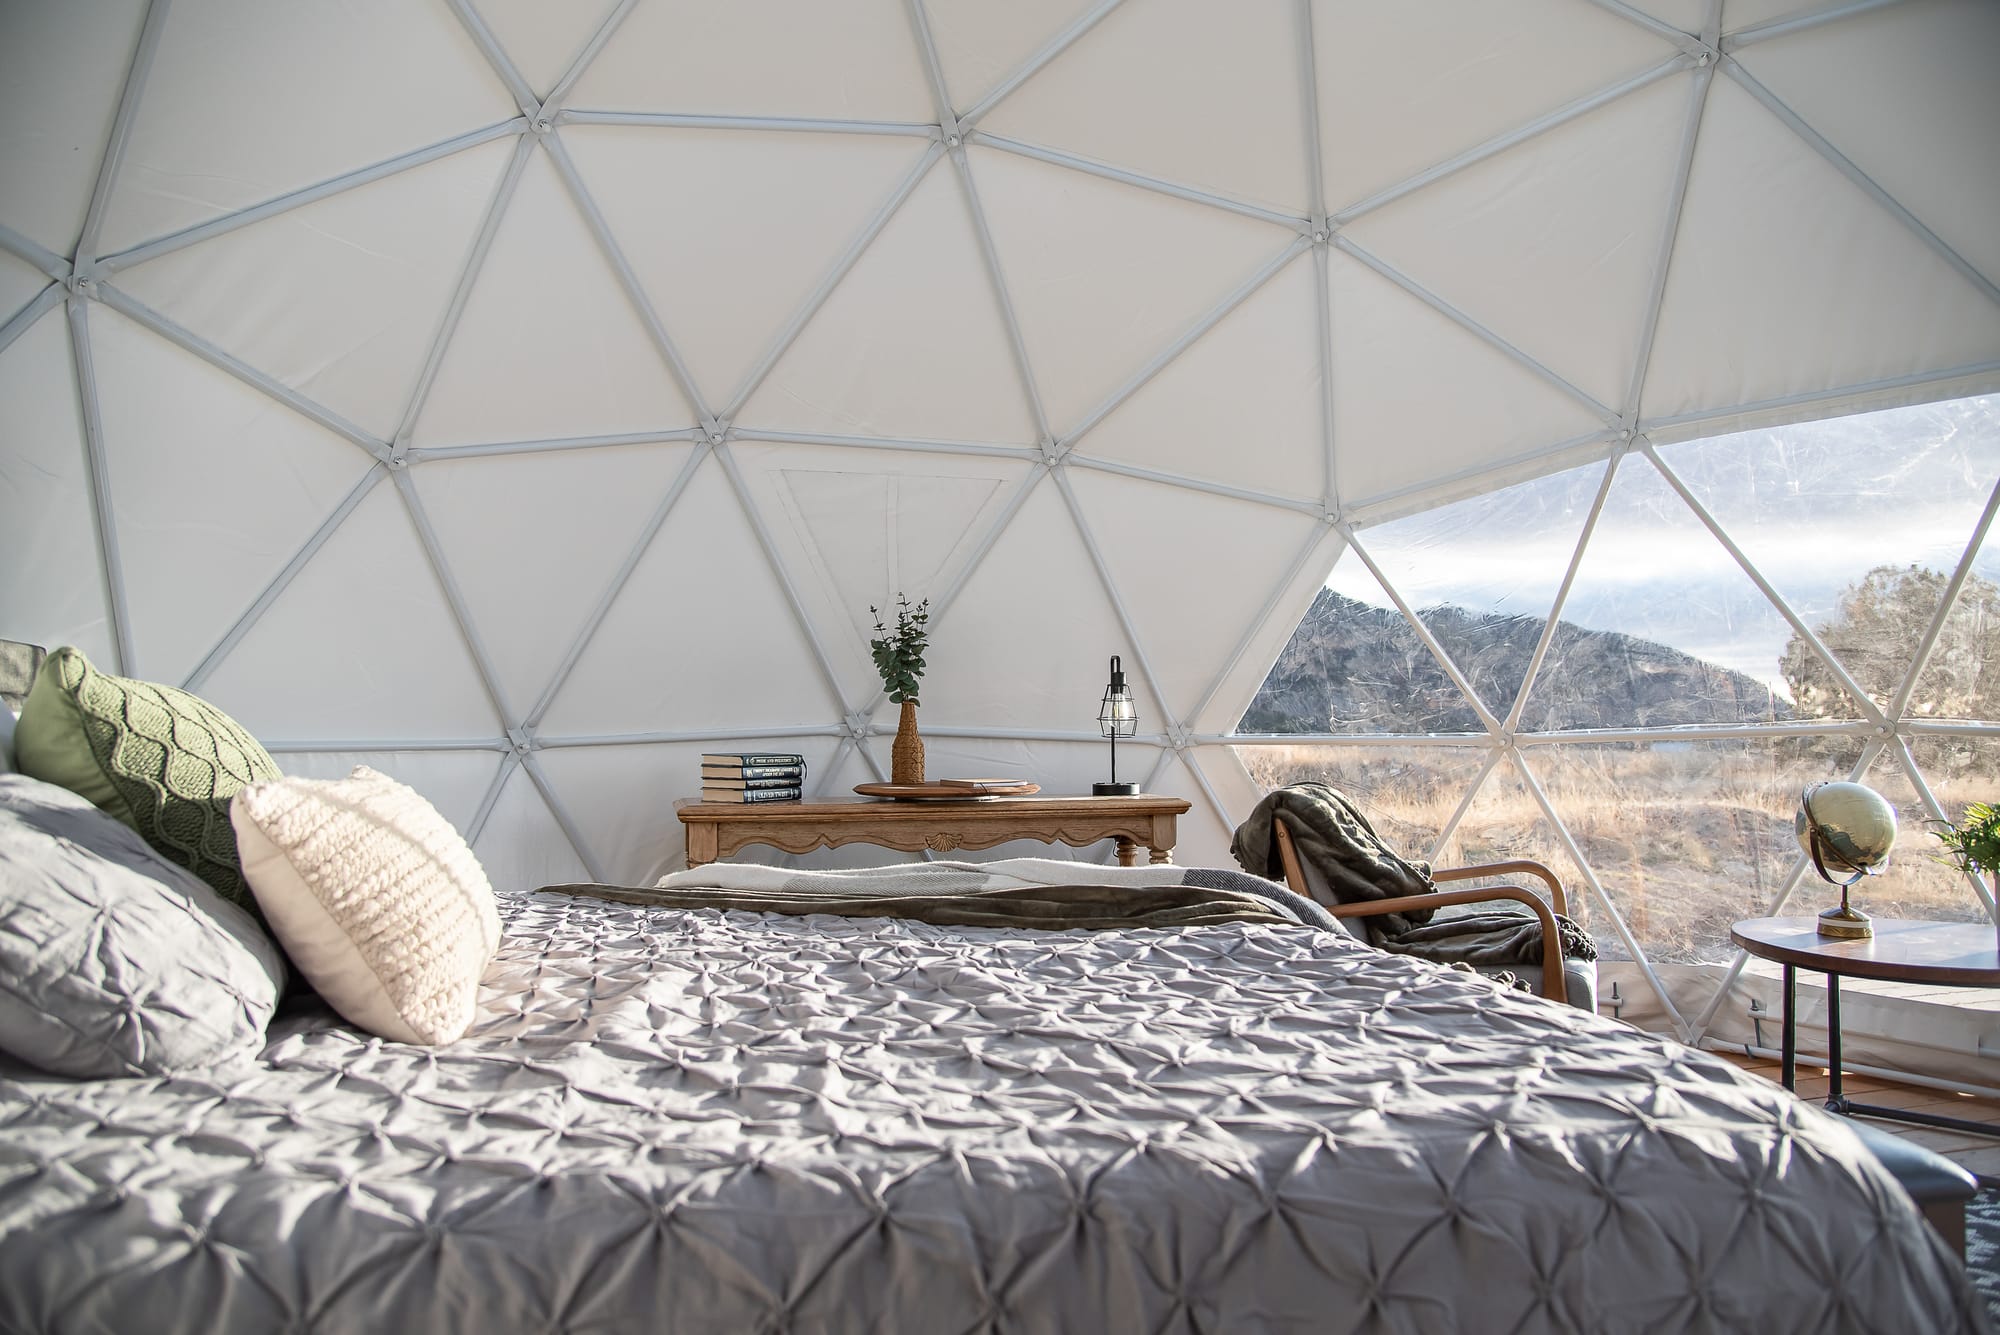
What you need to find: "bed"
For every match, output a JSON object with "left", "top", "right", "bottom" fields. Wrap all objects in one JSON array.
[{"left": 0, "top": 882, "right": 1982, "bottom": 1333}]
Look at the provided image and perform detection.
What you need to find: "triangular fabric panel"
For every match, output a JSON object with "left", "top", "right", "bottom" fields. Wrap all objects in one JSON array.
[
  {"left": 570, "top": 0, "right": 934, "bottom": 123},
  {"left": 727, "top": 441, "right": 1028, "bottom": 708},
  {"left": 413, "top": 146, "right": 698, "bottom": 447},
  {"left": 1627, "top": 0, "right": 1707, "bottom": 32},
  {"left": 90, "top": 305, "right": 373, "bottom": 687},
  {"left": 1352, "top": 459, "right": 1611, "bottom": 730},
  {"left": 1722, "top": 0, "right": 1828, "bottom": 34},
  {"left": 0, "top": 309, "right": 116, "bottom": 667},
  {"left": 1343, "top": 72, "right": 1692, "bottom": 413},
  {"left": 917, "top": 480, "right": 1164, "bottom": 731},
  {"left": 469, "top": 0, "right": 620, "bottom": 100},
  {"left": 538, "top": 452, "right": 844, "bottom": 736},
  {"left": 1735, "top": 0, "right": 2000, "bottom": 291},
  {"left": 1327, "top": 249, "right": 1606, "bottom": 508},
  {"left": 276, "top": 749, "right": 507, "bottom": 838},
  {"left": 1070, "top": 255, "right": 1321, "bottom": 500},
  {"left": 0, "top": 0, "right": 147, "bottom": 256},
  {"left": 97, "top": 0, "right": 513, "bottom": 254},
  {"left": 921, "top": 0, "right": 1099, "bottom": 116},
  {"left": 1, "top": 255, "right": 53, "bottom": 325},
  {"left": 1191, "top": 745, "right": 1268, "bottom": 839},
  {"left": 1517, "top": 451, "right": 1808, "bottom": 731},
  {"left": 1312, "top": 0, "right": 1683, "bottom": 213},
  {"left": 198, "top": 482, "right": 505, "bottom": 742},
  {"left": 472, "top": 762, "right": 591, "bottom": 893},
  {"left": 116, "top": 138, "right": 513, "bottom": 440},
  {"left": 971, "top": 145, "right": 1299, "bottom": 436},
  {"left": 537, "top": 738, "right": 842, "bottom": 884},
  {"left": 738, "top": 163, "right": 1037, "bottom": 445},
  {"left": 1201, "top": 523, "right": 1346, "bottom": 738},
  {"left": 979, "top": 0, "right": 1307, "bottom": 216},
  {"left": 1641, "top": 76, "right": 2000, "bottom": 425},
  {"left": 564, "top": 127, "right": 931, "bottom": 412},
  {"left": 1144, "top": 751, "right": 1236, "bottom": 864},
  {"left": 412, "top": 441, "right": 699, "bottom": 720},
  {"left": 1067, "top": 468, "right": 1320, "bottom": 725},
  {"left": 1654, "top": 397, "right": 2000, "bottom": 722}
]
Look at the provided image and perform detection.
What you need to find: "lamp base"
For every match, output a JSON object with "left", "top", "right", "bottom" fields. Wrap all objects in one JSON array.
[
  {"left": 1093, "top": 782, "right": 1139, "bottom": 796},
  {"left": 1817, "top": 903, "right": 1873, "bottom": 939}
]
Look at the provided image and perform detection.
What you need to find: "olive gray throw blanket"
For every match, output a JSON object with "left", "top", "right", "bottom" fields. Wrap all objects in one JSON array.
[
  {"left": 564, "top": 856, "right": 1340, "bottom": 933},
  {"left": 1231, "top": 782, "right": 1595, "bottom": 966}
]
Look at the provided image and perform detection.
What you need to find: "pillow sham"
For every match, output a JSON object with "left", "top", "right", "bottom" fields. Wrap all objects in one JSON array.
[
  {"left": 13, "top": 647, "right": 278, "bottom": 915},
  {"left": 0, "top": 775, "right": 286, "bottom": 1077},
  {"left": 232, "top": 766, "right": 500, "bottom": 1045}
]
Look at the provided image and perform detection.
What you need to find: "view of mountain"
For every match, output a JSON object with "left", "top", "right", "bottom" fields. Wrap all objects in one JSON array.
[
  {"left": 1240, "top": 588, "right": 1791, "bottom": 735},
  {"left": 1323, "top": 395, "right": 2000, "bottom": 695}
]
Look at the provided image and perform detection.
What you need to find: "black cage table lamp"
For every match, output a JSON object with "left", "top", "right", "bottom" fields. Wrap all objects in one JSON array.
[{"left": 1094, "top": 656, "right": 1138, "bottom": 796}]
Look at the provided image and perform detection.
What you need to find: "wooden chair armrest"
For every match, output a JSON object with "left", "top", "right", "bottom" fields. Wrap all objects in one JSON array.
[
  {"left": 1274, "top": 818, "right": 1311, "bottom": 899},
  {"left": 1269, "top": 823, "right": 1568, "bottom": 1006},
  {"left": 1433, "top": 859, "right": 1568, "bottom": 916},
  {"left": 1331, "top": 887, "right": 1569, "bottom": 1007}
]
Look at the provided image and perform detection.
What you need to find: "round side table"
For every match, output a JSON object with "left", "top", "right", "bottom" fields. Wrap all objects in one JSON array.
[{"left": 1729, "top": 916, "right": 2000, "bottom": 1137}]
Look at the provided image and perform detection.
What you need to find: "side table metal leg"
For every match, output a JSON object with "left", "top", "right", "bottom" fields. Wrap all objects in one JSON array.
[
  {"left": 1780, "top": 964, "right": 1796, "bottom": 1092},
  {"left": 1825, "top": 973, "right": 1845, "bottom": 1114}
]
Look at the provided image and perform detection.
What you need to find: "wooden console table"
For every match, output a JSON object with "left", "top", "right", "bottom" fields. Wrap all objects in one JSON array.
[{"left": 677, "top": 794, "right": 1191, "bottom": 869}]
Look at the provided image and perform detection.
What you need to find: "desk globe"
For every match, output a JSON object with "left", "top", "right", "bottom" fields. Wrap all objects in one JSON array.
[{"left": 1795, "top": 781, "right": 1898, "bottom": 939}]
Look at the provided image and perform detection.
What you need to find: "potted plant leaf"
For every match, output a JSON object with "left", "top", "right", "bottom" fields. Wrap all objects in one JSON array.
[
  {"left": 1930, "top": 801, "right": 2000, "bottom": 946},
  {"left": 870, "top": 595, "right": 930, "bottom": 784}
]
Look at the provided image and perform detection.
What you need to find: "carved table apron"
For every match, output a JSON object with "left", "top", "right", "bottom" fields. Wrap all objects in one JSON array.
[{"left": 677, "top": 794, "right": 1192, "bottom": 869}]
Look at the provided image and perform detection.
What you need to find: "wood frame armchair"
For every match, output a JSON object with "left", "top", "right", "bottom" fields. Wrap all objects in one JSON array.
[{"left": 1272, "top": 822, "right": 1573, "bottom": 1006}]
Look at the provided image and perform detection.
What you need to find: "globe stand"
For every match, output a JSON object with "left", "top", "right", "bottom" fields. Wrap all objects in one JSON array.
[{"left": 1817, "top": 884, "right": 1873, "bottom": 940}]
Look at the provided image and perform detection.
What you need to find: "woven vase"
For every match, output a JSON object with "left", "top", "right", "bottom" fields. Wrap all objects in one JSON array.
[{"left": 892, "top": 700, "right": 925, "bottom": 785}]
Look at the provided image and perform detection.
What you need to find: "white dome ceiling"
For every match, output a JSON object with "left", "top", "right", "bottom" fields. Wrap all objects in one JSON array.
[{"left": 4, "top": 0, "right": 1998, "bottom": 904}]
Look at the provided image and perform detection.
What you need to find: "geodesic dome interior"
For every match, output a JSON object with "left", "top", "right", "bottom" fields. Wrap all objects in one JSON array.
[{"left": 5, "top": 0, "right": 2000, "bottom": 1042}]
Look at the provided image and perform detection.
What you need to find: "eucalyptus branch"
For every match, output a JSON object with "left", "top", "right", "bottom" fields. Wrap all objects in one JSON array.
[{"left": 869, "top": 595, "right": 930, "bottom": 706}]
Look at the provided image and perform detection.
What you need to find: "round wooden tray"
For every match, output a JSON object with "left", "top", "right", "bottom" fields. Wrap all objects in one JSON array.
[{"left": 853, "top": 781, "right": 1040, "bottom": 801}]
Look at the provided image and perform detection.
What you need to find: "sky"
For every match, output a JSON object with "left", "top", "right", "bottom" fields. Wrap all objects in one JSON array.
[{"left": 1328, "top": 394, "right": 2000, "bottom": 695}]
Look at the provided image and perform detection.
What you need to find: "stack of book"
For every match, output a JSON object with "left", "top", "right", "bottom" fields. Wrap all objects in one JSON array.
[{"left": 700, "top": 752, "right": 806, "bottom": 803}]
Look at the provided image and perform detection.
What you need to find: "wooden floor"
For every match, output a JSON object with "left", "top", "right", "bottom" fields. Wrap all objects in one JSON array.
[{"left": 1718, "top": 1051, "right": 2000, "bottom": 1181}]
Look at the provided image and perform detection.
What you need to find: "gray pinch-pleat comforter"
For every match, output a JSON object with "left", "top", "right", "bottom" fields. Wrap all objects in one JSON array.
[{"left": 0, "top": 887, "right": 1983, "bottom": 1333}]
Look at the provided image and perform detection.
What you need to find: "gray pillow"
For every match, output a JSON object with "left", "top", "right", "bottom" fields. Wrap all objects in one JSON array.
[
  {"left": 0, "top": 709, "right": 14, "bottom": 774},
  {"left": 0, "top": 774, "right": 286, "bottom": 1077}
]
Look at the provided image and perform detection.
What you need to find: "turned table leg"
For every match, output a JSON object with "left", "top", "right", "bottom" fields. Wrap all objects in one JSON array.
[{"left": 1116, "top": 838, "right": 1140, "bottom": 867}]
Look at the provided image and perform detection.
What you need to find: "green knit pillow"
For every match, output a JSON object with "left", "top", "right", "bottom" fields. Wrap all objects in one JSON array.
[{"left": 14, "top": 647, "right": 279, "bottom": 914}]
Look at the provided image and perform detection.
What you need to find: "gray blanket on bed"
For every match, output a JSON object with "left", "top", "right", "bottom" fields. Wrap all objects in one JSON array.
[
  {"left": 1233, "top": 782, "right": 1595, "bottom": 965},
  {"left": 549, "top": 879, "right": 1305, "bottom": 931},
  {"left": 0, "top": 890, "right": 1979, "bottom": 1333},
  {"left": 633, "top": 856, "right": 1338, "bottom": 931}
]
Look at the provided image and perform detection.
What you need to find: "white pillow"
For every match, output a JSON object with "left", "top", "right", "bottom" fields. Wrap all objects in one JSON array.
[{"left": 231, "top": 766, "right": 500, "bottom": 1044}]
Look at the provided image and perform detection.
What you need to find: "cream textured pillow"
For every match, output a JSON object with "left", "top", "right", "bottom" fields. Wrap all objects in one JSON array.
[{"left": 231, "top": 766, "right": 500, "bottom": 1044}]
